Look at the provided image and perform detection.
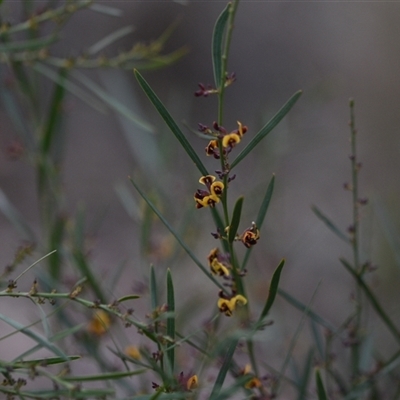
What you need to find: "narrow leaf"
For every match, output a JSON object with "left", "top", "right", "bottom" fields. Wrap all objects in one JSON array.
[
  {"left": 340, "top": 257, "right": 400, "bottom": 345},
  {"left": 312, "top": 205, "right": 350, "bottom": 244},
  {"left": 71, "top": 69, "right": 153, "bottom": 133},
  {"left": 212, "top": 3, "right": 230, "bottom": 88},
  {"left": 130, "top": 177, "right": 226, "bottom": 292},
  {"left": 258, "top": 259, "right": 285, "bottom": 323},
  {"left": 0, "top": 313, "right": 68, "bottom": 360},
  {"left": 88, "top": 25, "right": 134, "bottom": 55},
  {"left": 134, "top": 69, "right": 208, "bottom": 176},
  {"left": 278, "top": 288, "right": 337, "bottom": 332},
  {"left": 34, "top": 63, "right": 106, "bottom": 113},
  {"left": 231, "top": 90, "right": 302, "bottom": 169},
  {"left": 228, "top": 196, "right": 243, "bottom": 243},
  {"left": 0, "top": 188, "right": 36, "bottom": 242},
  {"left": 166, "top": 269, "right": 175, "bottom": 373},
  {"left": 63, "top": 369, "right": 146, "bottom": 381},
  {"left": 12, "top": 356, "right": 80, "bottom": 369},
  {"left": 242, "top": 174, "right": 275, "bottom": 270},
  {"left": 41, "top": 68, "right": 67, "bottom": 155},
  {"left": 315, "top": 368, "right": 328, "bottom": 400},
  {"left": 116, "top": 294, "right": 140, "bottom": 303},
  {"left": 256, "top": 174, "right": 275, "bottom": 229},
  {"left": 310, "top": 319, "right": 325, "bottom": 359},
  {"left": 0, "top": 34, "right": 58, "bottom": 52},
  {"left": 150, "top": 265, "right": 158, "bottom": 310},
  {"left": 296, "top": 349, "right": 314, "bottom": 400},
  {"left": 210, "top": 338, "right": 239, "bottom": 400},
  {"left": 89, "top": 3, "right": 123, "bottom": 16}
]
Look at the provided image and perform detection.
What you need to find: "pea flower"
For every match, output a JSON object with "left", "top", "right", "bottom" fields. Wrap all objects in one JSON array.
[
  {"left": 207, "top": 247, "right": 230, "bottom": 276},
  {"left": 217, "top": 294, "right": 247, "bottom": 317},
  {"left": 203, "top": 121, "right": 248, "bottom": 158},
  {"left": 240, "top": 222, "right": 260, "bottom": 248},
  {"left": 194, "top": 175, "right": 224, "bottom": 209}
]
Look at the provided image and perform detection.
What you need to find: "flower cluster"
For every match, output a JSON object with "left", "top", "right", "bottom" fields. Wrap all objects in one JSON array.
[
  {"left": 194, "top": 175, "right": 224, "bottom": 209},
  {"left": 201, "top": 121, "right": 247, "bottom": 159}
]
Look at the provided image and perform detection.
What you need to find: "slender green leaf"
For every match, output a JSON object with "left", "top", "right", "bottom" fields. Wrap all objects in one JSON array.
[
  {"left": 134, "top": 69, "right": 208, "bottom": 175},
  {"left": 242, "top": 174, "right": 275, "bottom": 270},
  {"left": 212, "top": 3, "right": 230, "bottom": 88},
  {"left": 296, "top": 349, "right": 314, "bottom": 400},
  {"left": 41, "top": 68, "right": 67, "bottom": 155},
  {"left": 12, "top": 387, "right": 115, "bottom": 398},
  {"left": 312, "top": 205, "right": 350, "bottom": 244},
  {"left": 0, "top": 189, "right": 36, "bottom": 242},
  {"left": 88, "top": 25, "right": 134, "bottom": 55},
  {"left": 34, "top": 63, "right": 107, "bottom": 113},
  {"left": 63, "top": 369, "right": 146, "bottom": 382},
  {"left": 89, "top": 3, "right": 123, "bottom": 16},
  {"left": 116, "top": 294, "right": 140, "bottom": 303},
  {"left": 0, "top": 69, "right": 33, "bottom": 148},
  {"left": 72, "top": 251, "right": 106, "bottom": 304},
  {"left": 278, "top": 288, "right": 337, "bottom": 332},
  {"left": 150, "top": 264, "right": 158, "bottom": 310},
  {"left": 276, "top": 283, "right": 321, "bottom": 395},
  {"left": 231, "top": 90, "right": 302, "bottom": 169},
  {"left": 129, "top": 177, "right": 226, "bottom": 292},
  {"left": 11, "top": 356, "right": 80, "bottom": 369},
  {"left": 166, "top": 269, "right": 175, "bottom": 373},
  {"left": 0, "top": 313, "right": 68, "bottom": 360},
  {"left": 258, "top": 259, "right": 285, "bottom": 323},
  {"left": 340, "top": 257, "right": 400, "bottom": 345},
  {"left": 315, "top": 368, "right": 328, "bottom": 400},
  {"left": 228, "top": 196, "right": 243, "bottom": 243},
  {"left": 48, "top": 216, "right": 66, "bottom": 282},
  {"left": 13, "top": 325, "right": 84, "bottom": 362},
  {"left": 210, "top": 338, "right": 239, "bottom": 400},
  {"left": 310, "top": 319, "right": 325, "bottom": 359},
  {"left": 256, "top": 174, "right": 275, "bottom": 229},
  {"left": 71, "top": 69, "right": 153, "bottom": 133},
  {"left": 0, "top": 34, "right": 58, "bottom": 52}
]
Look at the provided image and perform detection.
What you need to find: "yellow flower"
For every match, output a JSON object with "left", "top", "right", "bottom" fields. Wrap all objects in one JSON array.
[
  {"left": 222, "top": 133, "right": 241, "bottom": 148},
  {"left": 205, "top": 140, "right": 219, "bottom": 157},
  {"left": 87, "top": 310, "right": 111, "bottom": 336},
  {"left": 199, "top": 175, "right": 216, "bottom": 185},
  {"left": 236, "top": 121, "right": 248, "bottom": 138},
  {"left": 125, "top": 345, "right": 141, "bottom": 360},
  {"left": 240, "top": 222, "right": 260, "bottom": 248},
  {"left": 186, "top": 375, "right": 199, "bottom": 390},
  {"left": 245, "top": 377, "right": 262, "bottom": 389},
  {"left": 194, "top": 176, "right": 224, "bottom": 209},
  {"left": 217, "top": 294, "right": 247, "bottom": 316},
  {"left": 210, "top": 181, "right": 224, "bottom": 197},
  {"left": 210, "top": 258, "right": 230, "bottom": 276}
]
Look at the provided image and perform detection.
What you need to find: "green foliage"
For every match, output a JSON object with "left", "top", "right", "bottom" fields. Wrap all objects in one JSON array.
[{"left": 1, "top": 0, "right": 398, "bottom": 399}]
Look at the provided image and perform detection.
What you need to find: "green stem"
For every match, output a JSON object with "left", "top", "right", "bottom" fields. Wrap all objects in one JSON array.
[{"left": 217, "top": 0, "right": 240, "bottom": 126}]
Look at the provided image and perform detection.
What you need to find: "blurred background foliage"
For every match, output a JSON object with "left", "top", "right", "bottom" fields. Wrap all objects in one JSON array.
[{"left": 1, "top": 0, "right": 400, "bottom": 398}]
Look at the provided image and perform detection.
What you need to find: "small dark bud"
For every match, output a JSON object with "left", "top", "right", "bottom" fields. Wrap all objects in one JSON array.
[
  {"left": 347, "top": 225, "right": 355, "bottom": 233},
  {"left": 358, "top": 197, "right": 368, "bottom": 205},
  {"left": 198, "top": 123, "right": 208, "bottom": 132}
]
